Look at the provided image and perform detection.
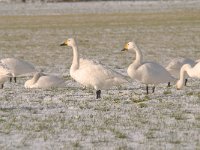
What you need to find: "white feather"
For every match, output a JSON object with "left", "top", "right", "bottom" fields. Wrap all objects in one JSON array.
[
  {"left": 0, "top": 58, "right": 37, "bottom": 77},
  {"left": 176, "top": 62, "right": 200, "bottom": 89},
  {"left": 166, "top": 57, "right": 196, "bottom": 78},
  {"left": 25, "top": 72, "right": 65, "bottom": 89},
  {"left": 122, "top": 41, "right": 175, "bottom": 93},
  {"left": 63, "top": 38, "right": 127, "bottom": 93},
  {"left": 0, "top": 66, "right": 11, "bottom": 86}
]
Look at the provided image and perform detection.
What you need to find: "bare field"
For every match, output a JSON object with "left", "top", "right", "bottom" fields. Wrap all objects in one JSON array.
[{"left": 1, "top": 3, "right": 200, "bottom": 150}]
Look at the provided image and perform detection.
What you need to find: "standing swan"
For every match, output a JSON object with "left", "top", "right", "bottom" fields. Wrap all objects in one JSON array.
[
  {"left": 121, "top": 41, "right": 175, "bottom": 94},
  {"left": 60, "top": 38, "right": 127, "bottom": 99},
  {"left": 24, "top": 72, "right": 65, "bottom": 88},
  {"left": 176, "top": 62, "right": 200, "bottom": 89},
  {"left": 166, "top": 57, "right": 197, "bottom": 87},
  {"left": 0, "top": 58, "right": 37, "bottom": 83}
]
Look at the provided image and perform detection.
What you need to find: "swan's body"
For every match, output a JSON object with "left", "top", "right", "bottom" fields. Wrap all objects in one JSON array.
[
  {"left": 166, "top": 57, "right": 196, "bottom": 86},
  {"left": 0, "top": 58, "right": 37, "bottom": 83},
  {"left": 60, "top": 38, "right": 127, "bottom": 99},
  {"left": 176, "top": 63, "right": 200, "bottom": 89},
  {"left": 0, "top": 66, "right": 11, "bottom": 88},
  {"left": 25, "top": 72, "right": 65, "bottom": 88},
  {"left": 122, "top": 41, "right": 175, "bottom": 94}
]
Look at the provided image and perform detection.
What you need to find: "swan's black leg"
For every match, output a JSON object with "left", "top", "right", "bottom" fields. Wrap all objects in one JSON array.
[
  {"left": 96, "top": 90, "right": 101, "bottom": 99},
  {"left": 10, "top": 77, "right": 12, "bottom": 82},
  {"left": 14, "top": 77, "right": 17, "bottom": 83},
  {"left": 1, "top": 84, "right": 3, "bottom": 89},
  {"left": 146, "top": 85, "right": 149, "bottom": 95},
  {"left": 152, "top": 86, "right": 155, "bottom": 93},
  {"left": 168, "top": 82, "right": 170, "bottom": 87},
  {"left": 185, "top": 79, "right": 188, "bottom": 86}
]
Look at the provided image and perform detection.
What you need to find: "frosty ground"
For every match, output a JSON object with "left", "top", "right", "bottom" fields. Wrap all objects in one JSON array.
[{"left": 0, "top": 1, "right": 200, "bottom": 149}]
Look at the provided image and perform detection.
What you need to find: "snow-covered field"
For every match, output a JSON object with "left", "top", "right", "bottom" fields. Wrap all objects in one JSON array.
[{"left": 0, "top": 1, "right": 200, "bottom": 149}]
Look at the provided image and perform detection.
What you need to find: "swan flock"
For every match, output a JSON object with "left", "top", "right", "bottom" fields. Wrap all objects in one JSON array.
[{"left": 1, "top": 38, "right": 199, "bottom": 99}]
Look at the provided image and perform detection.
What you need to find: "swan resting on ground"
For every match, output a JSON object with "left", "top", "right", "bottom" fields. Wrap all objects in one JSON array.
[
  {"left": 24, "top": 72, "right": 65, "bottom": 88},
  {"left": 121, "top": 41, "right": 175, "bottom": 94},
  {"left": 0, "top": 58, "right": 37, "bottom": 83},
  {"left": 176, "top": 62, "right": 200, "bottom": 89},
  {"left": 60, "top": 38, "right": 127, "bottom": 99},
  {"left": 166, "top": 57, "right": 197, "bottom": 86},
  {"left": 0, "top": 66, "right": 12, "bottom": 89}
]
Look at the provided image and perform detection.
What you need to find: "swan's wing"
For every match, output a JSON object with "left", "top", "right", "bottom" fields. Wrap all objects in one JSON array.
[
  {"left": 81, "top": 58, "right": 128, "bottom": 82},
  {"left": 139, "top": 62, "right": 175, "bottom": 84},
  {"left": 81, "top": 60, "right": 128, "bottom": 86},
  {"left": 182, "top": 58, "right": 196, "bottom": 66},
  {"left": 1, "top": 58, "right": 37, "bottom": 76},
  {"left": 166, "top": 59, "right": 183, "bottom": 70},
  {"left": 166, "top": 58, "right": 195, "bottom": 70},
  {"left": 36, "top": 75, "right": 65, "bottom": 88},
  {"left": 73, "top": 58, "right": 128, "bottom": 89}
]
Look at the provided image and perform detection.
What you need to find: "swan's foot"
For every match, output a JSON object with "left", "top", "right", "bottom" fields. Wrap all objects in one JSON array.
[
  {"left": 152, "top": 86, "right": 155, "bottom": 93},
  {"left": 146, "top": 85, "right": 149, "bottom": 95},
  {"left": 0, "top": 84, "right": 3, "bottom": 89},
  {"left": 185, "top": 79, "right": 188, "bottom": 86},
  {"left": 10, "top": 77, "right": 12, "bottom": 82},
  {"left": 14, "top": 77, "right": 17, "bottom": 83},
  {"left": 96, "top": 90, "right": 101, "bottom": 99},
  {"left": 168, "top": 82, "right": 170, "bottom": 87}
]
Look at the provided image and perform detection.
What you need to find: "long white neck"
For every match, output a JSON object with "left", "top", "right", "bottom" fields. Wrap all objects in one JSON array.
[
  {"left": 71, "top": 44, "right": 79, "bottom": 71},
  {"left": 32, "top": 73, "right": 41, "bottom": 84},
  {"left": 178, "top": 64, "right": 192, "bottom": 85},
  {"left": 25, "top": 73, "right": 40, "bottom": 87},
  {"left": 132, "top": 45, "right": 143, "bottom": 68}
]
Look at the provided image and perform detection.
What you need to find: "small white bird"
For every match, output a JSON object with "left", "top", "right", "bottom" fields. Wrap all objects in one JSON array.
[
  {"left": 0, "top": 58, "right": 37, "bottom": 83},
  {"left": 176, "top": 62, "right": 200, "bottom": 89},
  {"left": 24, "top": 72, "right": 65, "bottom": 89},
  {"left": 60, "top": 38, "right": 127, "bottom": 99},
  {"left": 121, "top": 41, "right": 175, "bottom": 94},
  {"left": 0, "top": 66, "right": 12, "bottom": 89},
  {"left": 166, "top": 57, "right": 197, "bottom": 87}
]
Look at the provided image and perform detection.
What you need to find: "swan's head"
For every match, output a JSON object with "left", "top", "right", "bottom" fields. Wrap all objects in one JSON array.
[
  {"left": 60, "top": 38, "right": 76, "bottom": 47},
  {"left": 121, "top": 42, "right": 137, "bottom": 52},
  {"left": 176, "top": 79, "right": 184, "bottom": 90}
]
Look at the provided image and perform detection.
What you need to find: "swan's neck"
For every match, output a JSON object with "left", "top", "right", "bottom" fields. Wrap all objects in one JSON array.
[
  {"left": 179, "top": 64, "right": 192, "bottom": 84},
  {"left": 29, "top": 74, "right": 40, "bottom": 85},
  {"left": 71, "top": 45, "right": 79, "bottom": 71},
  {"left": 34, "top": 74, "right": 41, "bottom": 83},
  {"left": 133, "top": 46, "right": 143, "bottom": 68}
]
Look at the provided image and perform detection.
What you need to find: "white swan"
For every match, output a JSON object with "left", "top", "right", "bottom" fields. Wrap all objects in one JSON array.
[
  {"left": 0, "top": 58, "right": 37, "bottom": 83},
  {"left": 60, "top": 38, "right": 127, "bottom": 99},
  {"left": 166, "top": 57, "right": 197, "bottom": 86},
  {"left": 121, "top": 41, "right": 175, "bottom": 94},
  {"left": 0, "top": 66, "right": 12, "bottom": 89},
  {"left": 24, "top": 72, "right": 65, "bottom": 88},
  {"left": 176, "top": 62, "right": 200, "bottom": 89}
]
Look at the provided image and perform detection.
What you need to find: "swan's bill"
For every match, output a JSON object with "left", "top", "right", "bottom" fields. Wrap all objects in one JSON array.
[
  {"left": 121, "top": 48, "right": 128, "bottom": 51},
  {"left": 121, "top": 43, "right": 129, "bottom": 51},
  {"left": 60, "top": 41, "right": 68, "bottom": 46}
]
